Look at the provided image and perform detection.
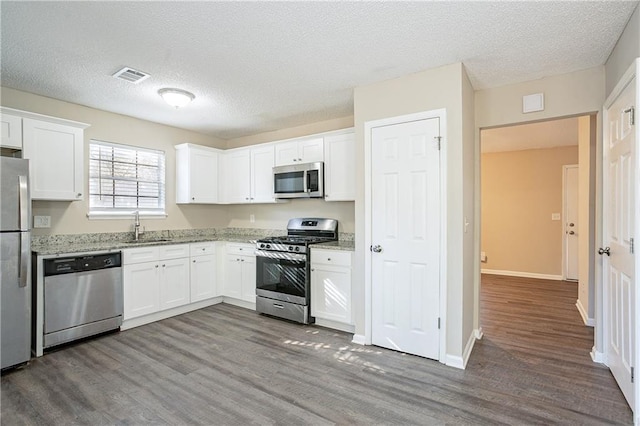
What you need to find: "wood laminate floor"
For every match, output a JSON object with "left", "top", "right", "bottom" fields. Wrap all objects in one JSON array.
[{"left": 1, "top": 275, "right": 633, "bottom": 425}]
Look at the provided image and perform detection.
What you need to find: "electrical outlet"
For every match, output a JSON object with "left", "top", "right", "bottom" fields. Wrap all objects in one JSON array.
[
  {"left": 250, "top": 214, "right": 255, "bottom": 223},
  {"left": 480, "top": 251, "right": 487, "bottom": 262},
  {"left": 33, "top": 215, "right": 51, "bottom": 228}
]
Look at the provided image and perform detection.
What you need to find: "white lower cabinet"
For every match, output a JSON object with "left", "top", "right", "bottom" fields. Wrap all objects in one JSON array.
[
  {"left": 311, "top": 249, "right": 353, "bottom": 329},
  {"left": 123, "top": 244, "right": 191, "bottom": 321},
  {"left": 190, "top": 242, "right": 219, "bottom": 302},
  {"left": 224, "top": 243, "right": 256, "bottom": 304}
]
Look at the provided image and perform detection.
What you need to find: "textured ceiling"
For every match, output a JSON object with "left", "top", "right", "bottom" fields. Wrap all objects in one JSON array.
[
  {"left": 481, "top": 117, "right": 579, "bottom": 153},
  {"left": 1, "top": 1, "right": 638, "bottom": 140}
]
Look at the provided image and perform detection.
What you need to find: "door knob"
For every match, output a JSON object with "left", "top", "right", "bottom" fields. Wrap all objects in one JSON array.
[
  {"left": 598, "top": 247, "right": 611, "bottom": 256},
  {"left": 370, "top": 245, "right": 383, "bottom": 253}
]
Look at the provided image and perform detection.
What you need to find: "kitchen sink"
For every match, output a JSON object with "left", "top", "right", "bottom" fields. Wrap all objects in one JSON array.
[{"left": 125, "top": 238, "right": 172, "bottom": 244}]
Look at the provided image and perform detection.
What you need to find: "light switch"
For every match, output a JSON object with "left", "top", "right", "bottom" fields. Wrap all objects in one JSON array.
[
  {"left": 34, "top": 215, "right": 51, "bottom": 228},
  {"left": 551, "top": 213, "right": 561, "bottom": 221}
]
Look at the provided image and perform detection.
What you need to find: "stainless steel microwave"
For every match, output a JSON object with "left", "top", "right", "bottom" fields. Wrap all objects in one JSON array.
[{"left": 273, "top": 162, "right": 324, "bottom": 199}]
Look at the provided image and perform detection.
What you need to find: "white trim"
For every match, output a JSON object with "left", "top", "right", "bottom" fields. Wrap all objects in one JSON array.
[
  {"left": 121, "top": 297, "right": 223, "bottom": 331},
  {"left": 351, "top": 334, "right": 367, "bottom": 345},
  {"left": 222, "top": 297, "right": 256, "bottom": 311},
  {"left": 562, "top": 164, "right": 579, "bottom": 281},
  {"left": 363, "top": 109, "right": 447, "bottom": 362},
  {"left": 481, "top": 269, "right": 563, "bottom": 281},
  {"left": 474, "top": 327, "right": 484, "bottom": 340},
  {"left": 590, "top": 346, "right": 605, "bottom": 364},
  {"left": 0, "top": 106, "right": 90, "bottom": 129},
  {"left": 576, "top": 299, "right": 595, "bottom": 327},
  {"left": 87, "top": 211, "right": 168, "bottom": 220},
  {"left": 446, "top": 330, "right": 477, "bottom": 369},
  {"left": 314, "top": 318, "right": 355, "bottom": 334}
]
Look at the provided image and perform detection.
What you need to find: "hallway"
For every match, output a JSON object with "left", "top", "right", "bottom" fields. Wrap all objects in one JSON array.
[{"left": 474, "top": 274, "right": 632, "bottom": 423}]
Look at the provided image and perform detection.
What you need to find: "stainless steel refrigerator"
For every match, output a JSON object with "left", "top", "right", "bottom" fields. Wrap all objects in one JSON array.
[{"left": 1, "top": 156, "right": 31, "bottom": 370}]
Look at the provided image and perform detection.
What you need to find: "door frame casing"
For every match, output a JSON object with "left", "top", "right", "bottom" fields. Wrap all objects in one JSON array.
[
  {"left": 363, "top": 109, "right": 448, "bottom": 363},
  {"left": 600, "top": 58, "right": 639, "bottom": 420},
  {"left": 562, "top": 164, "right": 579, "bottom": 281}
]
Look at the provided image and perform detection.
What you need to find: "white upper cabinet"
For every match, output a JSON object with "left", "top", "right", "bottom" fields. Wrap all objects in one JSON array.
[
  {"left": 222, "top": 145, "right": 277, "bottom": 204},
  {"left": 22, "top": 117, "right": 87, "bottom": 201},
  {"left": 175, "top": 143, "right": 220, "bottom": 204},
  {"left": 250, "top": 145, "right": 275, "bottom": 203},
  {"left": 222, "top": 148, "right": 251, "bottom": 203},
  {"left": 324, "top": 130, "right": 355, "bottom": 201},
  {"left": 274, "top": 137, "right": 324, "bottom": 166},
  {"left": 0, "top": 113, "right": 22, "bottom": 149}
]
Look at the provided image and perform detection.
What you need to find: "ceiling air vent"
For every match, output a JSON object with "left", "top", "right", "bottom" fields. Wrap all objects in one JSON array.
[{"left": 112, "top": 67, "right": 150, "bottom": 84}]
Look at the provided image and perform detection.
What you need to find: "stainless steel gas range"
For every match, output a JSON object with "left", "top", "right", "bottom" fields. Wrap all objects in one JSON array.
[{"left": 255, "top": 218, "right": 338, "bottom": 324}]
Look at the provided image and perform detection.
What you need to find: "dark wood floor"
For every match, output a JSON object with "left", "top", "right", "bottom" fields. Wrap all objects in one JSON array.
[{"left": 1, "top": 275, "right": 633, "bottom": 425}]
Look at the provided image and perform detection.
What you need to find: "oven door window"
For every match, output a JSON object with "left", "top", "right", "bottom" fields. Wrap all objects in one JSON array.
[
  {"left": 274, "top": 171, "right": 304, "bottom": 194},
  {"left": 256, "top": 255, "right": 306, "bottom": 297}
]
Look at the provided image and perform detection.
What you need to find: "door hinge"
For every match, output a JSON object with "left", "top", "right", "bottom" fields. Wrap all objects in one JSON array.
[
  {"left": 624, "top": 106, "right": 635, "bottom": 126},
  {"left": 435, "top": 136, "right": 442, "bottom": 150},
  {"left": 632, "top": 366, "right": 634, "bottom": 383},
  {"left": 631, "top": 237, "right": 635, "bottom": 254},
  {"left": 437, "top": 317, "right": 441, "bottom": 329}
]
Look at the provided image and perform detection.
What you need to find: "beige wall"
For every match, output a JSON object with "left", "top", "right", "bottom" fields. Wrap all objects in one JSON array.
[
  {"left": 354, "top": 62, "right": 475, "bottom": 361},
  {"left": 227, "top": 116, "right": 354, "bottom": 149},
  {"left": 605, "top": 3, "right": 639, "bottom": 97},
  {"left": 578, "top": 115, "right": 597, "bottom": 322},
  {"left": 481, "top": 146, "right": 578, "bottom": 276},
  {"left": 1, "top": 87, "right": 230, "bottom": 236}
]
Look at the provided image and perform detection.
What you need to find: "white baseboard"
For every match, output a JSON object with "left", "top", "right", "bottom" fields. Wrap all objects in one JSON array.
[
  {"left": 446, "top": 330, "right": 478, "bottom": 370},
  {"left": 351, "top": 334, "right": 366, "bottom": 345},
  {"left": 575, "top": 299, "right": 595, "bottom": 327},
  {"left": 481, "top": 269, "right": 563, "bottom": 281},
  {"left": 314, "top": 318, "right": 355, "bottom": 334},
  {"left": 474, "top": 327, "right": 484, "bottom": 340},
  {"left": 222, "top": 297, "right": 256, "bottom": 311},
  {"left": 590, "top": 347, "right": 605, "bottom": 364},
  {"left": 122, "top": 297, "right": 223, "bottom": 331}
]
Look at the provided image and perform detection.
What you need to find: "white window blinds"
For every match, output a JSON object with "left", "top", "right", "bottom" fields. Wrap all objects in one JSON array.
[{"left": 89, "top": 140, "right": 166, "bottom": 216}]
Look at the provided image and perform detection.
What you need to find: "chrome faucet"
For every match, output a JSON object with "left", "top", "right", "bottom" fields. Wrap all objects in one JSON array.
[{"left": 134, "top": 211, "right": 144, "bottom": 241}]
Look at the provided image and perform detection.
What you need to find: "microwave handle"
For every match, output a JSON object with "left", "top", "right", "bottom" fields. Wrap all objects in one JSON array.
[{"left": 303, "top": 170, "right": 309, "bottom": 193}]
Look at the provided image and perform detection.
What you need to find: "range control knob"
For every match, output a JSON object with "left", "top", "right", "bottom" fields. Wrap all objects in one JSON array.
[
  {"left": 266, "top": 244, "right": 271, "bottom": 249},
  {"left": 288, "top": 246, "right": 294, "bottom": 251},
  {"left": 104, "top": 258, "right": 113, "bottom": 266},
  {"left": 259, "top": 243, "right": 265, "bottom": 248},
  {"left": 295, "top": 247, "right": 300, "bottom": 252}
]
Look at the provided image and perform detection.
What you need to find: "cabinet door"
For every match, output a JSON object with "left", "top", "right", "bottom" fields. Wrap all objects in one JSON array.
[
  {"left": 299, "top": 137, "right": 324, "bottom": 163},
  {"left": 274, "top": 140, "right": 299, "bottom": 166},
  {"left": 191, "top": 254, "right": 218, "bottom": 302},
  {"left": 22, "top": 118, "right": 83, "bottom": 200},
  {"left": 223, "top": 149, "right": 251, "bottom": 203},
  {"left": 159, "top": 257, "right": 190, "bottom": 310},
  {"left": 224, "top": 254, "right": 243, "bottom": 299},
  {"left": 324, "top": 132, "right": 355, "bottom": 201},
  {"left": 176, "top": 145, "right": 218, "bottom": 204},
  {"left": 250, "top": 145, "right": 275, "bottom": 203},
  {"left": 311, "top": 264, "right": 352, "bottom": 324},
  {"left": 240, "top": 254, "right": 256, "bottom": 303},
  {"left": 124, "top": 262, "right": 160, "bottom": 320},
  {"left": 0, "top": 113, "right": 22, "bottom": 149}
]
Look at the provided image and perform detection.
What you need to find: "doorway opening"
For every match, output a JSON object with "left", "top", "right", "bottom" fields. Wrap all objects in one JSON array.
[{"left": 479, "top": 114, "right": 597, "bottom": 335}]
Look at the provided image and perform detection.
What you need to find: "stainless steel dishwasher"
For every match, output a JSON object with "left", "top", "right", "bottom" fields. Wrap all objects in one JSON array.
[{"left": 43, "top": 252, "right": 123, "bottom": 349}]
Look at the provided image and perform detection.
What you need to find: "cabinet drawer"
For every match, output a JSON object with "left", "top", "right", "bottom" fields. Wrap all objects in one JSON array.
[
  {"left": 311, "top": 249, "right": 352, "bottom": 267},
  {"left": 123, "top": 247, "right": 160, "bottom": 264},
  {"left": 190, "top": 242, "right": 216, "bottom": 256},
  {"left": 226, "top": 243, "right": 254, "bottom": 256},
  {"left": 159, "top": 244, "right": 190, "bottom": 259}
]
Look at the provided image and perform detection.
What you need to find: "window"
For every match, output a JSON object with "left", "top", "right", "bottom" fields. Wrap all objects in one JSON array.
[{"left": 89, "top": 140, "right": 166, "bottom": 217}]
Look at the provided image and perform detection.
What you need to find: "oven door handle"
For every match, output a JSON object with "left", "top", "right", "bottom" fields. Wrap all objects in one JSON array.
[{"left": 255, "top": 250, "right": 306, "bottom": 262}]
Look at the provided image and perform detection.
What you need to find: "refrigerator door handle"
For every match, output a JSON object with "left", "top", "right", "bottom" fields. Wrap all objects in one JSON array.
[
  {"left": 19, "top": 232, "right": 28, "bottom": 288},
  {"left": 18, "top": 175, "right": 29, "bottom": 288},
  {"left": 18, "top": 175, "right": 28, "bottom": 231}
]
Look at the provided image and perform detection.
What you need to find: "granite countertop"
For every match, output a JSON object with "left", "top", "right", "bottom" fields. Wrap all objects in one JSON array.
[{"left": 312, "top": 240, "right": 355, "bottom": 251}]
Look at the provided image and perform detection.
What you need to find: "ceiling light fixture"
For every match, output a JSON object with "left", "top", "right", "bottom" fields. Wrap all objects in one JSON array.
[{"left": 158, "top": 88, "right": 195, "bottom": 109}]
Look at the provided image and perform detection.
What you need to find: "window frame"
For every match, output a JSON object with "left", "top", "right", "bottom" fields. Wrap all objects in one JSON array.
[{"left": 87, "top": 139, "right": 167, "bottom": 219}]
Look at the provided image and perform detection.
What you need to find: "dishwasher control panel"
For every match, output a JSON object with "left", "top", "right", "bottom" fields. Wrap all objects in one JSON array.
[{"left": 44, "top": 252, "right": 122, "bottom": 276}]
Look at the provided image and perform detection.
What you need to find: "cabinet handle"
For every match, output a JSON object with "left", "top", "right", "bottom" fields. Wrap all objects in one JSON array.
[
  {"left": 327, "top": 258, "right": 331, "bottom": 261},
  {"left": 293, "top": 159, "right": 297, "bottom": 162},
  {"left": 193, "top": 259, "right": 196, "bottom": 263},
  {"left": 155, "top": 265, "right": 159, "bottom": 268},
  {"left": 241, "top": 259, "right": 245, "bottom": 262},
  {"left": 77, "top": 193, "right": 82, "bottom": 198},
  {"left": 311, "top": 268, "right": 314, "bottom": 272},
  {"left": 298, "top": 158, "right": 302, "bottom": 161},
  {"left": 192, "top": 197, "right": 195, "bottom": 201},
  {"left": 162, "top": 264, "right": 166, "bottom": 267},
  {"left": 245, "top": 197, "right": 249, "bottom": 200}
]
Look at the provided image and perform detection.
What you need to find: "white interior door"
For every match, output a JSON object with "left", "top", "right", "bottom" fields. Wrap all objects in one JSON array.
[
  {"left": 370, "top": 117, "right": 441, "bottom": 360},
  {"left": 563, "top": 165, "right": 579, "bottom": 281},
  {"left": 603, "top": 76, "right": 636, "bottom": 410}
]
